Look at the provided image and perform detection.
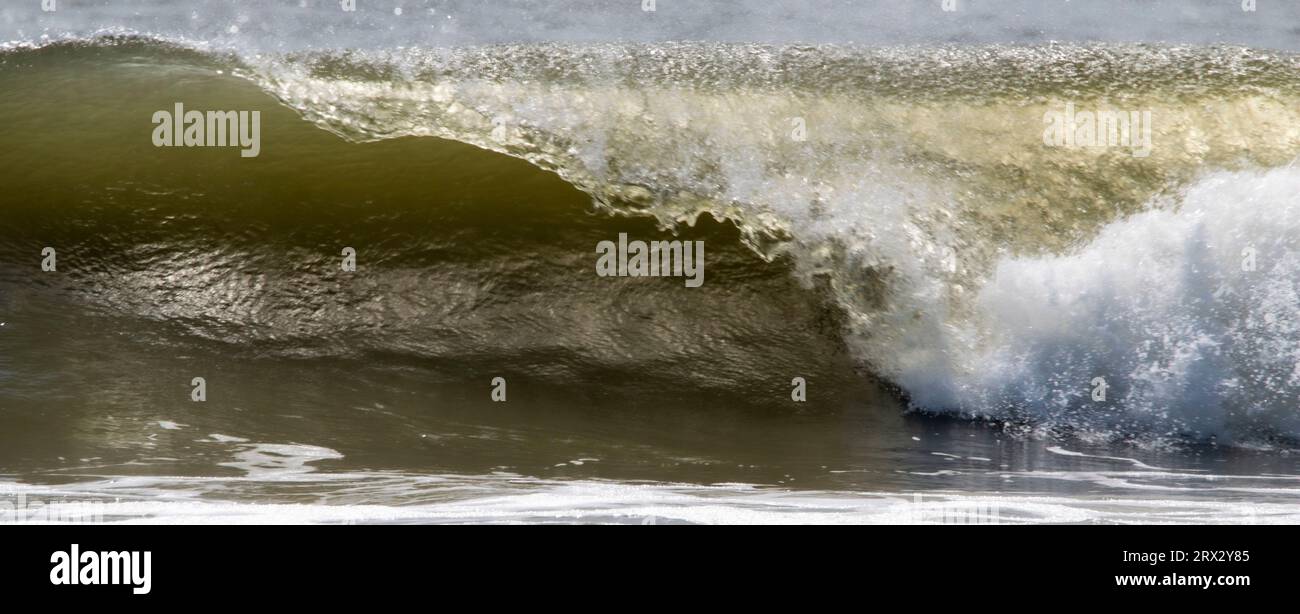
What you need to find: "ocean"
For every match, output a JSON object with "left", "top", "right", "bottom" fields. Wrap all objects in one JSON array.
[{"left": 2, "top": 0, "right": 1300, "bottom": 524}]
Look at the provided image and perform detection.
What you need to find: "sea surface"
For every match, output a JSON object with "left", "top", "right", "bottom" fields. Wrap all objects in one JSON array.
[{"left": 2, "top": 1, "right": 1300, "bottom": 523}]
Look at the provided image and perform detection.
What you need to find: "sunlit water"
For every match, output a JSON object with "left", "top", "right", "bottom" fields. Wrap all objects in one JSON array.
[{"left": 3, "top": 1, "right": 1300, "bottom": 524}]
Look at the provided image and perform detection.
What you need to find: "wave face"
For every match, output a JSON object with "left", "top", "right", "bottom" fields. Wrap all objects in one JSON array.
[
  {"left": 4, "top": 34, "right": 1300, "bottom": 446},
  {"left": 0, "top": 40, "right": 862, "bottom": 408}
]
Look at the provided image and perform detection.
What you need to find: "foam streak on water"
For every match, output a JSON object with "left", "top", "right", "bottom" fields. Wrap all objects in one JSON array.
[{"left": 4, "top": 472, "right": 1299, "bottom": 525}]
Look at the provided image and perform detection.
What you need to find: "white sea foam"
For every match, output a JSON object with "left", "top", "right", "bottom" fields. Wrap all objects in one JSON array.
[
  {"left": 904, "top": 168, "right": 1300, "bottom": 442},
  {"left": 1, "top": 437, "right": 1295, "bottom": 524},
  {"left": 3, "top": 470, "right": 1297, "bottom": 525}
]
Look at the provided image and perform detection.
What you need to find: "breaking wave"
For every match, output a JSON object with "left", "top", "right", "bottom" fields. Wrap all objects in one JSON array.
[{"left": 4, "top": 36, "right": 1300, "bottom": 444}]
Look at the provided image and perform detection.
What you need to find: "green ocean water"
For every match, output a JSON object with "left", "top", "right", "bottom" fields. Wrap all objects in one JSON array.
[{"left": 3, "top": 37, "right": 1300, "bottom": 523}]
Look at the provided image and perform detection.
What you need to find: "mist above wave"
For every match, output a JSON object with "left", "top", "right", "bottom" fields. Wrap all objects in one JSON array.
[{"left": 7, "top": 0, "right": 1300, "bottom": 51}]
